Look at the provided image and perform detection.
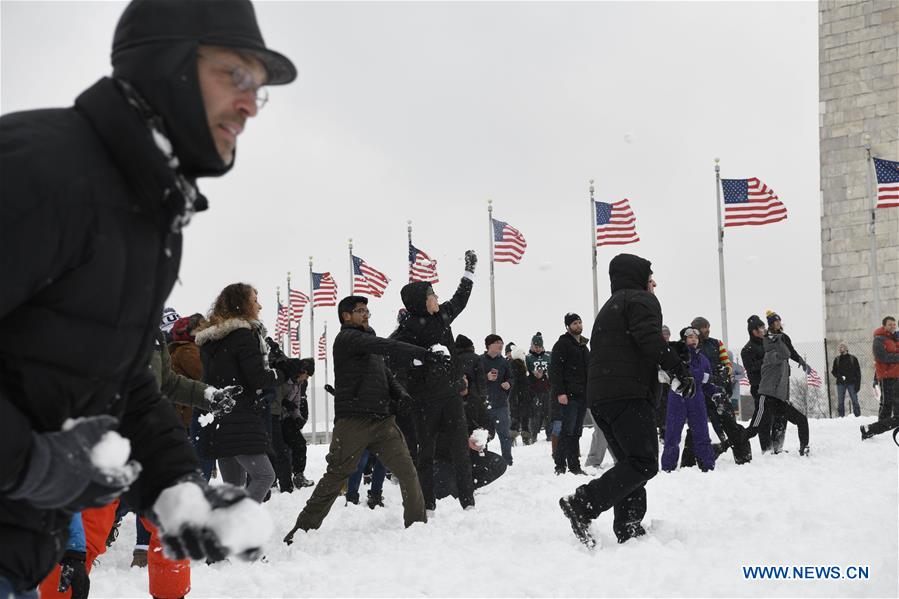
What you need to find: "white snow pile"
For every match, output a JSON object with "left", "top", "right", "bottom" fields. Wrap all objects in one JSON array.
[
  {"left": 153, "top": 482, "right": 274, "bottom": 559},
  {"left": 90, "top": 417, "right": 897, "bottom": 598}
]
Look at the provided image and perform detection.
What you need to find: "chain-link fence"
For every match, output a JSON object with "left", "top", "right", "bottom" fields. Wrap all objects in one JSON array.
[{"left": 734, "top": 338, "right": 882, "bottom": 419}]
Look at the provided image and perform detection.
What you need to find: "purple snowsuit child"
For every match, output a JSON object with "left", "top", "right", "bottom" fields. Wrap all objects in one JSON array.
[{"left": 661, "top": 345, "right": 718, "bottom": 471}]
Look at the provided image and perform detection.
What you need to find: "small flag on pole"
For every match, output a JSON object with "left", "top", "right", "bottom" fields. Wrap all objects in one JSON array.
[
  {"left": 274, "top": 301, "right": 289, "bottom": 339},
  {"left": 289, "top": 323, "right": 301, "bottom": 357},
  {"left": 409, "top": 243, "right": 439, "bottom": 284},
  {"left": 318, "top": 331, "right": 327, "bottom": 361},
  {"left": 595, "top": 199, "right": 639, "bottom": 246},
  {"left": 721, "top": 177, "right": 788, "bottom": 227},
  {"left": 289, "top": 289, "right": 310, "bottom": 321},
  {"left": 352, "top": 255, "right": 390, "bottom": 298},
  {"left": 807, "top": 367, "right": 822, "bottom": 389},
  {"left": 312, "top": 272, "right": 338, "bottom": 308},
  {"left": 873, "top": 157, "right": 899, "bottom": 209},
  {"left": 492, "top": 218, "right": 527, "bottom": 264}
]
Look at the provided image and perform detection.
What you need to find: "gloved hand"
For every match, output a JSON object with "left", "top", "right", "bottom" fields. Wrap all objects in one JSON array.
[
  {"left": 801, "top": 362, "right": 811, "bottom": 375},
  {"left": 8, "top": 415, "right": 142, "bottom": 511},
  {"left": 464, "top": 250, "right": 478, "bottom": 274},
  {"left": 324, "top": 384, "right": 336, "bottom": 396},
  {"left": 274, "top": 358, "right": 304, "bottom": 380},
  {"left": 265, "top": 337, "right": 288, "bottom": 365},
  {"left": 207, "top": 385, "right": 242, "bottom": 414},
  {"left": 666, "top": 364, "right": 696, "bottom": 399},
  {"left": 151, "top": 476, "right": 272, "bottom": 563},
  {"left": 58, "top": 550, "right": 90, "bottom": 599}
]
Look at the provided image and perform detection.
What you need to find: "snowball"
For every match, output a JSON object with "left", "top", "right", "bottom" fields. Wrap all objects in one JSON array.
[
  {"left": 470, "top": 428, "right": 489, "bottom": 451},
  {"left": 204, "top": 387, "right": 218, "bottom": 401},
  {"left": 90, "top": 431, "right": 131, "bottom": 471},
  {"left": 153, "top": 482, "right": 212, "bottom": 533},
  {"left": 207, "top": 497, "right": 273, "bottom": 556},
  {"left": 198, "top": 412, "right": 216, "bottom": 428}
]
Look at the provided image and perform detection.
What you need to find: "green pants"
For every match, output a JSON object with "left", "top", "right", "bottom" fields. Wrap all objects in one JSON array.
[{"left": 285, "top": 416, "right": 426, "bottom": 540}]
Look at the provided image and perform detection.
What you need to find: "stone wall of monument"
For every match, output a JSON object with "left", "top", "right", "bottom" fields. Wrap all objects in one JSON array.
[{"left": 819, "top": 0, "right": 898, "bottom": 414}]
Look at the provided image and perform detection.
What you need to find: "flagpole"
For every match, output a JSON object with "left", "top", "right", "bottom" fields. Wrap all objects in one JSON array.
[
  {"left": 276, "top": 286, "right": 283, "bottom": 348},
  {"left": 407, "top": 220, "right": 413, "bottom": 283},
  {"left": 348, "top": 238, "right": 354, "bottom": 295},
  {"left": 286, "top": 272, "right": 293, "bottom": 358},
  {"left": 487, "top": 199, "right": 496, "bottom": 334},
  {"left": 590, "top": 180, "right": 599, "bottom": 317},
  {"left": 308, "top": 257, "right": 317, "bottom": 444},
  {"left": 715, "top": 158, "right": 729, "bottom": 348},
  {"left": 323, "top": 321, "right": 330, "bottom": 438},
  {"left": 864, "top": 138, "right": 881, "bottom": 326}
]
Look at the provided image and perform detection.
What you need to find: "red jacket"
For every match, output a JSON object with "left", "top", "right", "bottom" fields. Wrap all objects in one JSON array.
[{"left": 872, "top": 327, "right": 899, "bottom": 380}]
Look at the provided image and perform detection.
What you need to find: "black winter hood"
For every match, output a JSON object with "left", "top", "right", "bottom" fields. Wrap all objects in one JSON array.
[
  {"left": 609, "top": 253, "right": 653, "bottom": 293},
  {"left": 401, "top": 282, "right": 433, "bottom": 316},
  {"left": 111, "top": 0, "right": 297, "bottom": 178}
]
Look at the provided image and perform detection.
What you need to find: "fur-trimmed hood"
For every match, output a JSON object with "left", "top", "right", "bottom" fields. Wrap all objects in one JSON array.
[{"left": 195, "top": 318, "right": 269, "bottom": 356}]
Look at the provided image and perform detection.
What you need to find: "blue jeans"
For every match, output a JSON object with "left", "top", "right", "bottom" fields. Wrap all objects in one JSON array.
[
  {"left": 347, "top": 449, "right": 386, "bottom": 496},
  {"left": 189, "top": 411, "right": 216, "bottom": 481},
  {"left": 0, "top": 577, "right": 38, "bottom": 599},
  {"left": 556, "top": 397, "right": 587, "bottom": 470},
  {"left": 489, "top": 405, "right": 513, "bottom": 465},
  {"left": 836, "top": 383, "right": 861, "bottom": 417}
]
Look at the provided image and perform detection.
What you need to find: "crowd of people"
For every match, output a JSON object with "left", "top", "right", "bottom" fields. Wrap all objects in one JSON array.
[{"left": 2, "top": 0, "right": 897, "bottom": 597}]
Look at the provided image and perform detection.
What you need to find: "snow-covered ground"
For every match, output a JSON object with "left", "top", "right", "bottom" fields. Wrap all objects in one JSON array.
[{"left": 91, "top": 417, "right": 897, "bottom": 598}]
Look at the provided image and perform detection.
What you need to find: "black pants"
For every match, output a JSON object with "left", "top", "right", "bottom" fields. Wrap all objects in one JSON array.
[
  {"left": 767, "top": 397, "right": 809, "bottom": 451},
  {"left": 414, "top": 391, "right": 475, "bottom": 509},
  {"left": 282, "top": 418, "right": 308, "bottom": 475},
  {"left": 749, "top": 387, "right": 775, "bottom": 452},
  {"left": 572, "top": 398, "right": 658, "bottom": 538},
  {"left": 268, "top": 415, "right": 294, "bottom": 492},
  {"left": 434, "top": 449, "right": 507, "bottom": 500},
  {"left": 879, "top": 378, "right": 898, "bottom": 420},
  {"left": 555, "top": 397, "right": 587, "bottom": 471}
]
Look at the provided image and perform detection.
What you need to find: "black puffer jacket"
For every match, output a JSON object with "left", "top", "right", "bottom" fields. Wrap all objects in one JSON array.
[
  {"left": 196, "top": 318, "right": 282, "bottom": 458},
  {"left": 587, "top": 254, "right": 682, "bottom": 404},
  {"left": 390, "top": 276, "right": 473, "bottom": 392},
  {"left": 0, "top": 79, "right": 201, "bottom": 590},
  {"left": 457, "top": 344, "right": 493, "bottom": 435},
  {"left": 741, "top": 335, "right": 765, "bottom": 388},
  {"left": 550, "top": 333, "right": 590, "bottom": 401},
  {"left": 831, "top": 353, "right": 862, "bottom": 389},
  {"left": 509, "top": 358, "right": 533, "bottom": 421},
  {"left": 333, "top": 324, "right": 426, "bottom": 421}
]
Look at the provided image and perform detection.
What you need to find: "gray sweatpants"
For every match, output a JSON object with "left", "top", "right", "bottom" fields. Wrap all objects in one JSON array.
[
  {"left": 584, "top": 410, "right": 610, "bottom": 467},
  {"left": 218, "top": 454, "right": 276, "bottom": 503}
]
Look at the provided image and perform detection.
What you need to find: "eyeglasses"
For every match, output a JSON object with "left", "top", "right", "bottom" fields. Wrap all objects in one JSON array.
[
  {"left": 198, "top": 53, "right": 269, "bottom": 110},
  {"left": 352, "top": 308, "right": 371, "bottom": 316}
]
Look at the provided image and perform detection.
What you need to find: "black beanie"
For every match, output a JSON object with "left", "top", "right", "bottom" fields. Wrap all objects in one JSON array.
[
  {"left": 747, "top": 315, "right": 765, "bottom": 333},
  {"left": 485, "top": 334, "right": 503, "bottom": 348},
  {"left": 504, "top": 342, "right": 516, "bottom": 355},
  {"left": 455, "top": 334, "right": 474, "bottom": 350},
  {"left": 531, "top": 332, "right": 544, "bottom": 347},
  {"left": 564, "top": 313, "right": 581, "bottom": 328}
]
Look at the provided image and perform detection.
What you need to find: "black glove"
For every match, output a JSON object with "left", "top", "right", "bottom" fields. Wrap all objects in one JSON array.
[
  {"left": 7, "top": 415, "right": 141, "bottom": 511},
  {"left": 464, "top": 249, "right": 477, "bottom": 274},
  {"left": 152, "top": 477, "right": 267, "bottom": 563},
  {"left": 58, "top": 550, "right": 90, "bottom": 599},
  {"left": 208, "top": 385, "right": 242, "bottom": 414},
  {"left": 666, "top": 364, "right": 696, "bottom": 399},
  {"left": 274, "top": 358, "right": 304, "bottom": 380},
  {"left": 711, "top": 392, "right": 730, "bottom": 415},
  {"left": 265, "top": 337, "right": 288, "bottom": 365},
  {"left": 324, "top": 384, "right": 336, "bottom": 396}
]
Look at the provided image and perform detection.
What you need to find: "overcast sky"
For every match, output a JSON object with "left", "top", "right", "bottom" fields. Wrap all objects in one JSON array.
[{"left": 2, "top": 1, "right": 823, "bottom": 361}]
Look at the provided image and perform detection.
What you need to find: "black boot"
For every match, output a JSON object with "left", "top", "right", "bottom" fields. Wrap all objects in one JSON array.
[
  {"left": 615, "top": 522, "right": 646, "bottom": 544},
  {"left": 367, "top": 490, "right": 384, "bottom": 509},
  {"left": 559, "top": 495, "right": 596, "bottom": 549},
  {"left": 345, "top": 490, "right": 360, "bottom": 505}
]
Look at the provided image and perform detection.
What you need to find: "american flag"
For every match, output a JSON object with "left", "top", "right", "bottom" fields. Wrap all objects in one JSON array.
[
  {"left": 274, "top": 301, "right": 289, "bottom": 339},
  {"left": 289, "top": 322, "right": 301, "bottom": 357},
  {"left": 739, "top": 376, "right": 750, "bottom": 388},
  {"left": 409, "top": 243, "right": 439, "bottom": 284},
  {"left": 312, "top": 272, "right": 338, "bottom": 308},
  {"left": 352, "top": 255, "right": 390, "bottom": 298},
  {"left": 289, "top": 288, "right": 310, "bottom": 321},
  {"left": 317, "top": 331, "right": 327, "bottom": 361},
  {"left": 807, "top": 367, "right": 822, "bottom": 389},
  {"left": 492, "top": 218, "right": 527, "bottom": 264},
  {"left": 873, "top": 157, "right": 899, "bottom": 209},
  {"left": 721, "top": 178, "right": 788, "bottom": 228},
  {"left": 595, "top": 199, "right": 639, "bottom": 246}
]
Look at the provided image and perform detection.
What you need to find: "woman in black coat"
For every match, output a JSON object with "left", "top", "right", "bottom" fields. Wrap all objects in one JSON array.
[{"left": 195, "top": 283, "right": 296, "bottom": 502}]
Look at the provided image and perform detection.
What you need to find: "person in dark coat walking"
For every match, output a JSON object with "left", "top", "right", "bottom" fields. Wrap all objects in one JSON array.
[
  {"left": 284, "top": 296, "right": 430, "bottom": 541},
  {"left": 390, "top": 251, "right": 479, "bottom": 511},
  {"left": 831, "top": 342, "right": 862, "bottom": 417},
  {"left": 559, "top": 254, "right": 695, "bottom": 548},
  {"left": 550, "top": 314, "right": 591, "bottom": 476},
  {"left": 0, "top": 1, "right": 296, "bottom": 591},
  {"left": 480, "top": 335, "right": 514, "bottom": 466},
  {"left": 195, "top": 284, "right": 304, "bottom": 503},
  {"left": 741, "top": 315, "right": 774, "bottom": 452}
]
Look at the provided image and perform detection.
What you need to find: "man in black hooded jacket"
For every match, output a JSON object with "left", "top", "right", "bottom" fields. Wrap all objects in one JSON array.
[
  {"left": 559, "top": 254, "right": 695, "bottom": 548},
  {"left": 0, "top": 0, "right": 296, "bottom": 591},
  {"left": 390, "top": 251, "right": 478, "bottom": 512}
]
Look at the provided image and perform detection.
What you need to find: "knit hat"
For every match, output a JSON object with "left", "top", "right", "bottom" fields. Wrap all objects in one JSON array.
[
  {"left": 747, "top": 314, "right": 765, "bottom": 333},
  {"left": 661, "top": 325, "right": 671, "bottom": 337},
  {"left": 680, "top": 326, "right": 701, "bottom": 341},
  {"left": 159, "top": 307, "right": 180, "bottom": 333},
  {"left": 455, "top": 334, "right": 474, "bottom": 351},
  {"left": 690, "top": 316, "right": 710, "bottom": 329},
  {"left": 765, "top": 310, "right": 781, "bottom": 326},
  {"left": 531, "top": 332, "right": 544, "bottom": 347},
  {"left": 485, "top": 334, "right": 503, "bottom": 348},
  {"left": 504, "top": 342, "right": 516, "bottom": 355},
  {"left": 170, "top": 316, "right": 194, "bottom": 342},
  {"left": 564, "top": 313, "right": 581, "bottom": 328}
]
